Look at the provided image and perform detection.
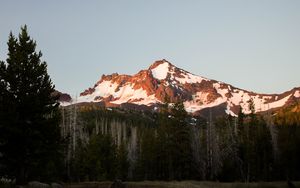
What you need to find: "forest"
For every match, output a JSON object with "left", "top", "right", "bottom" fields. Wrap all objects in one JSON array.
[{"left": 58, "top": 101, "right": 300, "bottom": 183}]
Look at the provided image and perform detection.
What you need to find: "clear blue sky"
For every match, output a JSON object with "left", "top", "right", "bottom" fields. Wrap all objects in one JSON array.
[{"left": 1, "top": 0, "right": 299, "bottom": 95}]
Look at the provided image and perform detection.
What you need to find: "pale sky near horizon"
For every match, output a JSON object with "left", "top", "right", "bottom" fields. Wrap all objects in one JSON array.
[{"left": 0, "top": 0, "right": 299, "bottom": 95}]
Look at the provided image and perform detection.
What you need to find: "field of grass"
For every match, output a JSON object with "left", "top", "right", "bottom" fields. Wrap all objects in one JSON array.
[{"left": 64, "top": 181, "right": 300, "bottom": 188}]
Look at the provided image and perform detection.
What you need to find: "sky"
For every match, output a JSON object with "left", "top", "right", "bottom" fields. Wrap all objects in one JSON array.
[{"left": 0, "top": 0, "right": 299, "bottom": 95}]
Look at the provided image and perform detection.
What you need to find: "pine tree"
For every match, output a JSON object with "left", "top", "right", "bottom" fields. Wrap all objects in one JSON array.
[
  {"left": 155, "top": 102, "right": 171, "bottom": 180},
  {"left": 0, "top": 26, "right": 61, "bottom": 184},
  {"left": 169, "top": 101, "right": 194, "bottom": 180},
  {"left": 238, "top": 106, "right": 244, "bottom": 127},
  {"left": 248, "top": 98, "right": 257, "bottom": 125}
]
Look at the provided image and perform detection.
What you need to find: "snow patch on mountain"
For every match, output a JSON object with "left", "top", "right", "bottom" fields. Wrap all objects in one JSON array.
[
  {"left": 77, "top": 79, "right": 160, "bottom": 106},
  {"left": 165, "top": 65, "right": 207, "bottom": 84},
  {"left": 184, "top": 96, "right": 226, "bottom": 113},
  {"left": 174, "top": 72, "right": 206, "bottom": 84},
  {"left": 151, "top": 62, "right": 169, "bottom": 80},
  {"left": 111, "top": 86, "right": 155, "bottom": 105},
  {"left": 213, "top": 83, "right": 228, "bottom": 98},
  {"left": 268, "top": 94, "right": 292, "bottom": 109},
  {"left": 294, "top": 90, "right": 300, "bottom": 98},
  {"left": 77, "top": 81, "right": 118, "bottom": 102}
]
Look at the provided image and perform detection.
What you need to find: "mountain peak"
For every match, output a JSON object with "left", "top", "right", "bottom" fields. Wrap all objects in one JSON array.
[
  {"left": 148, "top": 59, "right": 172, "bottom": 69},
  {"left": 73, "top": 60, "right": 300, "bottom": 116},
  {"left": 148, "top": 59, "right": 171, "bottom": 80}
]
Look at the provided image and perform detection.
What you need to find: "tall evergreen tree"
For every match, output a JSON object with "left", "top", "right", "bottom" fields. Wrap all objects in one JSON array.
[
  {"left": 0, "top": 26, "right": 61, "bottom": 184},
  {"left": 169, "top": 102, "right": 194, "bottom": 180},
  {"left": 155, "top": 101, "right": 171, "bottom": 180},
  {"left": 238, "top": 106, "right": 244, "bottom": 127}
]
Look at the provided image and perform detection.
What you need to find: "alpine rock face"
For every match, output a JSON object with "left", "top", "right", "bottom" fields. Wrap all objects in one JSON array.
[{"left": 72, "top": 59, "right": 300, "bottom": 116}]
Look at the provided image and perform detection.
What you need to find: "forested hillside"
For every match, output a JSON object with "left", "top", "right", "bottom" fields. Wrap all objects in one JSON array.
[{"left": 60, "top": 101, "right": 300, "bottom": 182}]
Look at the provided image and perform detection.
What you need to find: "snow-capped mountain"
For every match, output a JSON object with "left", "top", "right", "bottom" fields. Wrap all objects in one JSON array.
[{"left": 72, "top": 59, "right": 300, "bottom": 116}]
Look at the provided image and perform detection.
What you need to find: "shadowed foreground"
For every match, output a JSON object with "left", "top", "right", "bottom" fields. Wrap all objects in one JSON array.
[{"left": 64, "top": 181, "right": 300, "bottom": 188}]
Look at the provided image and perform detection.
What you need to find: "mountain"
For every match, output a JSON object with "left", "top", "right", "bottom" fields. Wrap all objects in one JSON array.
[
  {"left": 67, "top": 59, "right": 300, "bottom": 116},
  {"left": 55, "top": 91, "right": 72, "bottom": 103}
]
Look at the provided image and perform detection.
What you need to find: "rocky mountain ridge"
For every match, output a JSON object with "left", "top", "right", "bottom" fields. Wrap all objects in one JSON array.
[{"left": 63, "top": 59, "right": 300, "bottom": 116}]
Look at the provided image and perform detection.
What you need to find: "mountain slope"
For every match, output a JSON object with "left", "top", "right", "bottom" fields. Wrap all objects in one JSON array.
[{"left": 73, "top": 59, "right": 300, "bottom": 116}]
